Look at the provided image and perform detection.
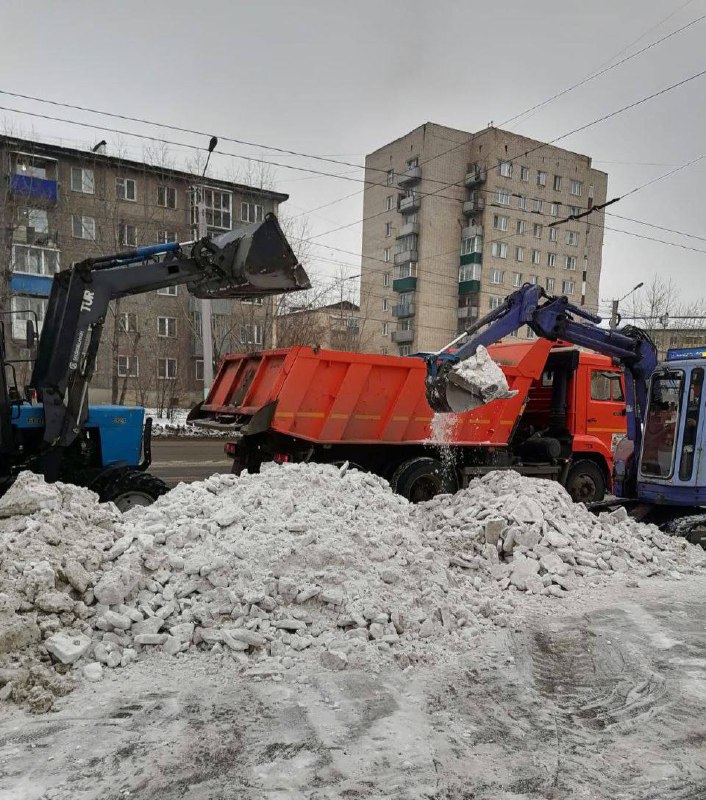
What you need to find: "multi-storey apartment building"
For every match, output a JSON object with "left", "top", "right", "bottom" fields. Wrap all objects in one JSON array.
[
  {"left": 360, "top": 123, "right": 608, "bottom": 355},
  {"left": 0, "top": 135, "right": 287, "bottom": 407}
]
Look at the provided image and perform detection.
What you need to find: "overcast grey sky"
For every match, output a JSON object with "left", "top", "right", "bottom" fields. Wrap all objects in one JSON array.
[{"left": 1, "top": 0, "right": 704, "bottom": 319}]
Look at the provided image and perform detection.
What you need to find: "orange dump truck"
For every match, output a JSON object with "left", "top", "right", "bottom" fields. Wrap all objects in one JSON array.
[{"left": 188, "top": 340, "right": 627, "bottom": 502}]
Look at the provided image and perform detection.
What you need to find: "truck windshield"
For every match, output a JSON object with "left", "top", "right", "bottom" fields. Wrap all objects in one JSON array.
[{"left": 641, "top": 369, "right": 684, "bottom": 479}]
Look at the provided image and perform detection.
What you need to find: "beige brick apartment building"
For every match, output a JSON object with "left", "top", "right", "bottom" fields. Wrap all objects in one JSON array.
[
  {"left": 360, "top": 123, "right": 608, "bottom": 355},
  {"left": 0, "top": 135, "right": 287, "bottom": 407}
]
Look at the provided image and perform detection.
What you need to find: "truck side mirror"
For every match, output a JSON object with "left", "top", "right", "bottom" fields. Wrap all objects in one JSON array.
[{"left": 26, "top": 319, "right": 36, "bottom": 349}]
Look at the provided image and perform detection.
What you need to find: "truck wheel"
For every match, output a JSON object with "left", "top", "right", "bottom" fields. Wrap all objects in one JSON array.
[
  {"left": 391, "top": 457, "right": 457, "bottom": 503},
  {"left": 101, "top": 470, "right": 169, "bottom": 512},
  {"left": 565, "top": 460, "right": 606, "bottom": 503}
]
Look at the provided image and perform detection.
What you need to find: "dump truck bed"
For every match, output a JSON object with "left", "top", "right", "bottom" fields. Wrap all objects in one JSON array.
[{"left": 193, "top": 340, "right": 554, "bottom": 446}]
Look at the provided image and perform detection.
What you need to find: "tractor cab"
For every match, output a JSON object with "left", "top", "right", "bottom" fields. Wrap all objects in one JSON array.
[{"left": 638, "top": 347, "right": 706, "bottom": 506}]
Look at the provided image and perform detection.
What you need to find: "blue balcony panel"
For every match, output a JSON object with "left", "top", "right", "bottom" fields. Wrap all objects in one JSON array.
[
  {"left": 10, "top": 174, "right": 58, "bottom": 202},
  {"left": 10, "top": 273, "right": 53, "bottom": 298}
]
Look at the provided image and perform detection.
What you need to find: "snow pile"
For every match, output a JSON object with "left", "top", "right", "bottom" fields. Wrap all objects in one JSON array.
[
  {"left": 446, "top": 345, "right": 517, "bottom": 412},
  {"left": 0, "top": 466, "right": 704, "bottom": 712}
]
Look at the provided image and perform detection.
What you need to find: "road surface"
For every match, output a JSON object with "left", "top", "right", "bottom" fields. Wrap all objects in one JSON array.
[{"left": 150, "top": 438, "right": 231, "bottom": 487}]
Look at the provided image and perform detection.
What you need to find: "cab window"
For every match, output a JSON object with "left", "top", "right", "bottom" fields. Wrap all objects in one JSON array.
[
  {"left": 591, "top": 370, "right": 623, "bottom": 401},
  {"left": 641, "top": 369, "right": 684, "bottom": 479},
  {"left": 678, "top": 368, "right": 703, "bottom": 480}
]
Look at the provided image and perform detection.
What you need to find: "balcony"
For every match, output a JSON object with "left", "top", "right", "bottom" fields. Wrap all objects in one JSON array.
[
  {"left": 397, "top": 166, "right": 422, "bottom": 187},
  {"left": 394, "top": 249, "right": 418, "bottom": 265},
  {"left": 463, "top": 196, "right": 485, "bottom": 215},
  {"left": 391, "top": 329, "right": 414, "bottom": 344},
  {"left": 10, "top": 174, "right": 58, "bottom": 202},
  {"left": 464, "top": 164, "right": 486, "bottom": 186},
  {"left": 460, "top": 251, "right": 482, "bottom": 266},
  {"left": 9, "top": 273, "right": 54, "bottom": 298},
  {"left": 392, "top": 302, "right": 415, "bottom": 318},
  {"left": 462, "top": 225, "right": 483, "bottom": 240},
  {"left": 457, "top": 305, "right": 479, "bottom": 320},
  {"left": 396, "top": 221, "right": 420, "bottom": 238},
  {"left": 399, "top": 194, "right": 421, "bottom": 214},
  {"left": 459, "top": 279, "right": 481, "bottom": 295},
  {"left": 393, "top": 276, "right": 418, "bottom": 293}
]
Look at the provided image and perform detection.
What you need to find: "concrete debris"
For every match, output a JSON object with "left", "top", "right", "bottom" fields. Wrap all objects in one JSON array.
[{"left": 0, "top": 466, "right": 704, "bottom": 713}]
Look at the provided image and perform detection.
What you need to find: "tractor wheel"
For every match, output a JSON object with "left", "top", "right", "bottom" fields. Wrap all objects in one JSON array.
[
  {"left": 101, "top": 470, "right": 169, "bottom": 512},
  {"left": 565, "top": 460, "right": 606, "bottom": 503},
  {"left": 390, "top": 457, "right": 458, "bottom": 503}
]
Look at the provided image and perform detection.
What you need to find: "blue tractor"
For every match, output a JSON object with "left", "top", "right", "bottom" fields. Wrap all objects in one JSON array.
[
  {"left": 0, "top": 214, "right": 309, "bottom": 510},
  {"left": 426, "top": 283, "right": 706, "bottom": 546}
]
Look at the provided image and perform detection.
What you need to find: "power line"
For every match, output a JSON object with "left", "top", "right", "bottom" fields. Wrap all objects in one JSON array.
[{"left": 605, "top": 212, "right": 706, "bottom": 243}]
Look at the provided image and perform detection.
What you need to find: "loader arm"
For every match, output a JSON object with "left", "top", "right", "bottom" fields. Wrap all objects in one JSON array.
[
  {"left": 426, "top": 284, "right": 658, "bottom": 491},
  {"left": 29, "top": 213, "right": 309, "bottom": 459}
]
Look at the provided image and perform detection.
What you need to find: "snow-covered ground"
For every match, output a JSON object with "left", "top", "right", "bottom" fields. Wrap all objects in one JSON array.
[
  {"left": 144, "top": 408, "right": 227, "bottom": 437},
  {"left": 1, "top": 465, "right": 705, "bottom": 798}
]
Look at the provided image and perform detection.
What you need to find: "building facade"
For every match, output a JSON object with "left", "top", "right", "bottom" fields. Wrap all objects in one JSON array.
[
  {"left": 276, "top": 300, "right": 362, "bottom": 351},
  {"left": 0, "top": 135, "right": 288, "bottom": 407},
  {"left": 360, "top": 123, "right": 608, "bottom": 355}
]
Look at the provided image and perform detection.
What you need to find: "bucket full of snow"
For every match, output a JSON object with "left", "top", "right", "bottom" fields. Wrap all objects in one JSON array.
[{"left": 441, "top": 346, "right": 517, "bottom": 413}]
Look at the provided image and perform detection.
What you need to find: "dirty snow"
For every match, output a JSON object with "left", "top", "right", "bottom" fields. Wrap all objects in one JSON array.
[
  {"left": 144, "top": 408, "right": 227, "bottom": 437},
  {"left": 0, "top": 466, "right": 704, "bottom": 715}
]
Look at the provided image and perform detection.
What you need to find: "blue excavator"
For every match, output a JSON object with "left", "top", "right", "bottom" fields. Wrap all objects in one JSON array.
[
  {"left": 0, "top": 214, "right": 309, "bottom": 509},
  {"left": 426, "top": 283, "right": 706, "bottom": 545}
]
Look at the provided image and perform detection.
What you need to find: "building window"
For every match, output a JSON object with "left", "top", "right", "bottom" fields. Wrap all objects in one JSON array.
[
  {"left": 515, "top": 246, "right": 524, "bottom": 262},
  {"left": 195, "top": 360, "right": 204, "bottom": 381},
  {"left": 10, "top": 296, "right": 46, "bottom": 339},
  {"left": 533, "top": 223, "right": 542, "bottom": 239},
  {"left": 12, "top": 244, "right": 59, "bottom": 276},
  {"left": 550, "top": 203, "right": 560, "bottom": 217},
  {"left": 565, "top": 230, "right": 579, "bottom": 246},
  {"left": 157, "top": 285, "right": 178, "bottom": 296},
  {"left": 239, "top": 324, "right": 263, "bottom": 345},
  {"left": 158, "top": 358, "right": 177, "bottom": 380},
  {"left": 537, "top": 171, "right": 547, "bottom": 187},
  {"left": 119, "top": 312, "right": 138, "bottom": 332},
  {"left": 529, "top": 275, "right": 539, "bottom": 285},
  {"left": 385, "top": 222, "right": 392, "bottom": 237},
  {"left": 117, "top": 356, "right": 139, "bottom": 378},
  {"left": 158, "top": 230, "right": 178, "bottom": 244},
  {"left": 382, "top": 322, "right": 390, "bottom": 336},
  {"left": 116, "top": 177, "right": 137, "bottom": 202},
  {"left": 386, "top": 169, "right": 394, "bottom": 186},
  {"left": 158, "top": 185, "right": 177, "bottom": 209},
  {"left": 546, "top": 277, "right": 555, "bottom": 292},
  {"left": 489, "top": 295, "right": 503, "bottom": 310},
  {"left": 241, "top": 202, "right": 264, "bottom": 223},
  {"left": 119, "top": 223, "right": 137, "bottom": 247},
  {"left": 461, "top": 235, "right": 483, "bottom": 255},
  {"left": 562, "top": 279, "right": 575, "bottom": 295},
  {"left": 565, "top": 255, "right": 577, "bottom": 270},
  {"left": 383, "top": 247, "right": 391, "bottom": 262},
  {"left": 553, "top": 175, "right": 562, "bottom": 191},
  {"left": 399, "top": 345, "right": 412, "bottom": 356},
  {"left": 490, "top": 269, "right": 504, "bottom": 284},
  {"left": 568, "top": 205, "right": 581, "bottom": 216},
  {"left": 71, "top": 215, "right": 96, "bottom": 240},
  {"left": 383, "top": 298, "right": 389, "bottom": 312},
  {"left": 158, "top": 316, "right": 177, "bottom": 337},
  {"left": 493, "top": 214, "right": 508, "bottom": 231},
  {"left": 459, "top": 263, "right": 481, "bottom": 281},
  {"left": 520, "top": 166, "right": 529, "bottom": 182},
  {"left": 385, "top": 195, "right": 393, "bottom": 211},
  {"left": 383, "top": 272, "right": 390, "bottom": 287},
  {"left": 200, "top": 189, "right": 232, "bottom": 229},
  {"left": 517, "top": 220, "right": 526, "bottom": 235},
  {"left": 491, "top": 242, "right": 508, "bottom": 259},
  {"left": 533, "top": 199, "right": 544, "bottom": 214},
  {"left": 513, "top": 272, "right": 522, "bottom": 288},
  {"left": 531, "top": 249, "right": 541, "bottom": 265},
  {"left": 407, "top": 157, "right": 418, "bottom": 168},
  {"left": 549, "top": 227, "right": 558, "bottom": 243},
  {"left": 547, "top": 252, "right": 556, "bottom": 268},
  {"left": 570, "top": 180, "right": 582, "bottom": 196},
  {"left": 498, "top": 160, "right": 513, "bottom": 178},
  {"left": 70, "top": 167, "right": 94, "bottom": 194},
  {"left": 496, "top": 189, "right": 511, "bottom": 206},
  {"left": 396, "top": 233, "right": 418, "bottom": 254},
  {"left": 517, "top": 195, "right": 528, "bottom": 211},
  {"left": 394, "top": 261, "right": 417, "bottom": 279},
  {"left": 17, "top": 207, "right": 49, "bottom": 234}
]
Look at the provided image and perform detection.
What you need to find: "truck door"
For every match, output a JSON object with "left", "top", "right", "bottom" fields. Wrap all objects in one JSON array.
[
  {"left": 677, "top": 366, "right": 705, "bottom": 488},
  {"left": 587, "top": 369, "right": 627, "bottom": 452}
]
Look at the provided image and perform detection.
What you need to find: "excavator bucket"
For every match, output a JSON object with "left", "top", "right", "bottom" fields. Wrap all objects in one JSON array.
[
  {"left": 432, "top": 346, "right": 517, "bottom": 413},
  {"left": 189, "top": 213, "right": 311, "bottom": 299}
]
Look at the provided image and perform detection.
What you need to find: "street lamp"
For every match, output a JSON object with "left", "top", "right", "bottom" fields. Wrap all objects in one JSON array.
[{"left": 609, "top": 282, "right": 644, "bottom": 329}]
